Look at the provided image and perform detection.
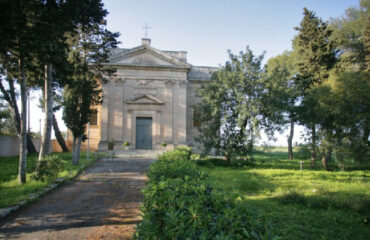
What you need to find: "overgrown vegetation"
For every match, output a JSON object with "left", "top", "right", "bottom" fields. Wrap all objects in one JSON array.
[
  {"left": 135, "top": 148, "right": 278, "bottom": 240},
  {"left": 0, "top": 152, "right": 97, "bottom": 208},
  {"left": 199, "top": 147, "right": 370, "bottom": 239}
]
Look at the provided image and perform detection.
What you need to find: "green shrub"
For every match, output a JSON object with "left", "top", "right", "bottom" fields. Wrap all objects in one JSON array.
[
  {"left": 34, "top": 155, "right": 65, "bottom": 182},
  {"left": 190, "top": 153, "right": 201, "bottom": 161},
  {"left": 108, "top": 139, "right": 115, "bottom": 150},
  {"left": 147, "top": 159, "right": 205, "bottom": 183},
  {"left": 157, "top": 146, "right": 192, "bottom": 161},
  {"left": 122, "top": 141, "right": 130, "bottom": 147},
  {"left": 135, "top": 149, "right": 278, "bottom": 239}
]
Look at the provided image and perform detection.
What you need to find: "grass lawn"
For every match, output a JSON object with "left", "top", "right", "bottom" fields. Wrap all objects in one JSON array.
[
  {"left": 199, "top": 148, "right": 370, "bottom": 240},
  {"left": 0, "top": 151, "right": 98, "bottom": 208}
]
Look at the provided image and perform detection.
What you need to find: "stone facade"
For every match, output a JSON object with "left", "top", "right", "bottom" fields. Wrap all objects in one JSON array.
[{"left": 84, "top": 38, "right": 217, "bottom": 150}]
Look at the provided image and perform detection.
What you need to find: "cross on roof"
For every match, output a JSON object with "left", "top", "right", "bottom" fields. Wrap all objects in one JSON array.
[{"left": 143, "top": 22, "right": 150, "bottom": 38}]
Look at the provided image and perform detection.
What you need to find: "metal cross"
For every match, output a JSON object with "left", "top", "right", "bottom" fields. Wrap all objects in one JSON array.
[{"left": 143, "top": 22, "right": 150, "bottom": 38}]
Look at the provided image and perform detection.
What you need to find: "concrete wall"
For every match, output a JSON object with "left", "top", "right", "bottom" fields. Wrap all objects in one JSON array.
[
  {"left": 0, "top": 136, "right": 44, "bottom": 157},
  {"left": 0, "top": 136, "right": 70, "bottom": 156}
]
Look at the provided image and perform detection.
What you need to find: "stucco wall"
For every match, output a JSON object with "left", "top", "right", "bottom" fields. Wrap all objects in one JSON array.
[{"left": 0, "top": 136, "right": 43, "bottom": 156}]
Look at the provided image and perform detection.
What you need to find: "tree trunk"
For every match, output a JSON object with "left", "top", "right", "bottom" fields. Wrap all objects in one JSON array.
[
  {"left": 53, "top": 113, "right": 68, "bottom": 152},
  {"left": 310, "top": 124, "right": 316, "bottom": 167},
  {"left": 287, "top": 119, "right": 294, "bottom": 160},
  {"left": 72, "top": 136, "right": 77, "bottom": 164},
  {"left": 73, "top": 136, "right": 82, "bottom": 165},
  {"left": 76, "top": 136, "right": 82, "bottom": 163},
  {"left": 0, "top": 78, "right": 37, "bottom": 153},
  {"left": 326, "top": 147, "right": 332, "bottom": 163},
  {"left": 224, "top": 151, "right": 230, "bottom": 162},
  {"left": 38, "top": 63, "right": 53, "bottom": 161},
  {"left": 18, "top": 60, "right": 27, "bottom": 184},
  {"left": 321, "top": 148, "right": 329, "bottom": 171}
]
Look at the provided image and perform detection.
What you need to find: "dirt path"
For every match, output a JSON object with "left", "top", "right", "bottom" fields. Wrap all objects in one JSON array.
[{"left": 0, "top": 158, "right": 155, "bottom": 240}]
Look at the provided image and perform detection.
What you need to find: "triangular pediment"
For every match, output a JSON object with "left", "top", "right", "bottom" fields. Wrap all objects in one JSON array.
[
  {"left": 108, "top": 45, "right": 191, "bottom": 68},
  {"left": 125, "top": 94, "right": 164, "bottom": 105}
]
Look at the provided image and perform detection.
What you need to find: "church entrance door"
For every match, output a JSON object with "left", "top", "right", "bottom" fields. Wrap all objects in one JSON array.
[{"left": 136, "top": 117, "right": 152, "bottom": 149}]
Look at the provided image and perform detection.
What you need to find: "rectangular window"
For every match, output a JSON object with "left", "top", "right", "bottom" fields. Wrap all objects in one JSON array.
[
  {"left": 89, "top": 109, "right": 98, "bottom": 126},
  {"left": 193, "top": 110, "right": 201, "bottom": 127}
]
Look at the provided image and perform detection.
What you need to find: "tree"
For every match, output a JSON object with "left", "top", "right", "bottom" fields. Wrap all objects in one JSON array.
[
  {"left": 53, "top": 110, "right": 69, "bottom": 152},
  {"left": 63, "top": 80, "right": 101, "bottom": 164},
  {"left": 264, "top": 51, "right": 298, "bottom": 159},
  {"left": 0, "top": 0, "right": 40, "bottom": 184},
  {"left": 34, "top": 0, "right": 74, "bottom": 162},
  {"left": 294, "top": 8, "right": 337, "bottom": 167},
  {"left": 63, "top": 2, "right": 119, "bottom": 165},
  {"left": 326, "top": 70, "right": 369, "bottom": 165},
  {"left": 38, "top": 92, "right": 69, "bottom": 152},
  {"left": 0, "top": 0, "right": 38, "bottom": 155},
  {"left": 329, "top": 0, "right": 370, "bottom": 71},
  {"left": 196, "top": 47, "right": 265, "bottom": 161}
]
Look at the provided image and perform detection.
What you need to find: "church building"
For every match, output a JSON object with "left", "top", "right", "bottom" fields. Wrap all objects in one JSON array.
[{"left": 86, "top": 38, "right": 217, "bottom": 150}]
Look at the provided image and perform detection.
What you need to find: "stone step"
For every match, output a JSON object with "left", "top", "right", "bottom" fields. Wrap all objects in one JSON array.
[{"left": 97, "top": 150, "right": 164, "bottom": 159}]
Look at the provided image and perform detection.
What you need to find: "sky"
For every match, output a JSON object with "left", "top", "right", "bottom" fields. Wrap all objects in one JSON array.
[{"left": 29, "top": 0, "right": 360, "bottom": 146}]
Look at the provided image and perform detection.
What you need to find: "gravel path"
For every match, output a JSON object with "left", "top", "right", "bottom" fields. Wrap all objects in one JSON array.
[{"left": 0, "top": 158, "right": 155, "bottom": 240}]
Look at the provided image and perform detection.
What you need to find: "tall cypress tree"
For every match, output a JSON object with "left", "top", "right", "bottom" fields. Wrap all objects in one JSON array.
[
  {"left": 294, "top": 8, "right": 337, "bottom": 167},
  {"left": 63, "top": 0, "right": 119, "bottom": 165}
]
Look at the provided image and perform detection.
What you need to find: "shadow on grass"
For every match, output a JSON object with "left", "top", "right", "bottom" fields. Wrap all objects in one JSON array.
[
  {"left": 239, "top": 196, "right": 370, "bottom": 240},
  {"left": 275, "top": 189, "right": 370, "bottom": 214},
  {"left": 200, "top": 166, "right": 276, "bottom": 195}
]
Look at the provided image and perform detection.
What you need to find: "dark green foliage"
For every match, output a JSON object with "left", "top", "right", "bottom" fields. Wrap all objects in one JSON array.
[
  {"left": 196, "top": 47, "right": 266, "bottom": 160},
  {"left": 329, "top": 0, "right": 370, "bottom": 71},
  {"left": 147, "top": 159, "right": 205, "bottom": 183},
  {"left": 108, "top": 139, "right": 115, "bottom": 150},
  {"left": 33, "top": 155, "right": 64, "bottom": 182},
  {"left": 294, "top": 8, "right": 337, "bottom": 93},
  {"left": 62, "top": 2, "right": 119, "bottom": 164},
  {"left": 135, "top": 149, "right": 278, "bottom": 240}
]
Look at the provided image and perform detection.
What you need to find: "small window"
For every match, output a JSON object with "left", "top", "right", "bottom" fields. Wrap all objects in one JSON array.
[
  {"left": 193, "top": 110, "right": 201, "bottom": 127},
  {"left": 89, "top": 109, "right": 98, "bottom": 126}
]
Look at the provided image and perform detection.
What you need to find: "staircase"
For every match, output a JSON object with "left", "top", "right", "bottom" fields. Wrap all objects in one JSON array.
[{"left": 98, "top": 150, "right": 164, "bottom": 159}]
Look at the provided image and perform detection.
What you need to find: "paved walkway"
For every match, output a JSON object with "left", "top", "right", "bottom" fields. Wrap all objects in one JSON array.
[{"left": 0, "top": 158, "right": 155, "bottom": 240}]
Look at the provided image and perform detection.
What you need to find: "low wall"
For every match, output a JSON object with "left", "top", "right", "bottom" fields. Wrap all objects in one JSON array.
[
  {"left": 0, "top": 136, "right": 49, "bottom": 157},
  {"left": 0, "top": 135, "right": 100, "bottom": 156}
]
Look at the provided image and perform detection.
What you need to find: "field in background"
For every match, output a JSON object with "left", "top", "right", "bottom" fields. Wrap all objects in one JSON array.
[{"left": 200, "top": 148, "right": 370, "bottom": 239}]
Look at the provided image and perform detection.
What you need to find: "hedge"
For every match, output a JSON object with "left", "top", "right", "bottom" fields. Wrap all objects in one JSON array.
[{"left": 134, "top": 147, "right": 278, "bottom": 240}]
